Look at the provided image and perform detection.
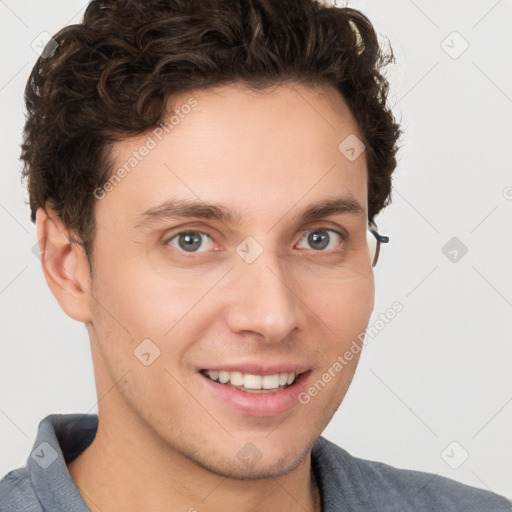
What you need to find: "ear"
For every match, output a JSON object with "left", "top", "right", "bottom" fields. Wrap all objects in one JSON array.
[{"left": 35, "top": 206, "right": 93, "bottom": 323}]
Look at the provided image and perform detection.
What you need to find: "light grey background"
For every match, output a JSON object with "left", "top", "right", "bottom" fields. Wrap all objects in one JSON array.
[{"left": 1, "top": 0, "right": 511, "bottom": 499}]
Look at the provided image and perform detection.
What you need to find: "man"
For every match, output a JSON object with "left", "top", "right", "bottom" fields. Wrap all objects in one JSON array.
[{"left": 0, "top": 0, "right": 510, "bottom": 510}]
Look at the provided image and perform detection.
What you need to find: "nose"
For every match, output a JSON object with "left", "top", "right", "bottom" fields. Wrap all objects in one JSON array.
[{"left": 223, "top": 250, "right": 299, "bottom": 344}]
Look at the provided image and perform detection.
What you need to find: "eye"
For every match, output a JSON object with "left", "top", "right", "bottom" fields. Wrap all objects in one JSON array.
[
  {"left": 166, "top": 231, "right": 215, "bottom": 253},
  {"left": 295, "top": 228, "right": 345, "bottom": 252}
]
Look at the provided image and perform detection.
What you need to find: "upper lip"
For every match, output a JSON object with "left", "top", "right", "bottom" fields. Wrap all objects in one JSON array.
[{"left": 199, "top": 364, "right": 311, "bottom": 376}]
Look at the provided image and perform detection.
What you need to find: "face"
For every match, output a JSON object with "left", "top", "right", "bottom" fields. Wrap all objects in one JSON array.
[{"left": 86, "top": 82, "right": 374, "bottom": 478}]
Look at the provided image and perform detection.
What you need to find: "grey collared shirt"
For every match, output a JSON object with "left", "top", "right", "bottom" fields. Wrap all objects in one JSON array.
[{"left": 0, "top": 414, "right": 510, "bottom": 511}]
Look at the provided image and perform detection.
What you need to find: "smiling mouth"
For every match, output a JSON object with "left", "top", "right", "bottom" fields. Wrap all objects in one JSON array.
[{"left": 200, "top": 369, "right": 301, "bottom": 393}]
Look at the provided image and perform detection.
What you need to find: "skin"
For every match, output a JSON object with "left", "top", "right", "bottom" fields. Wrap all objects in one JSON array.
[{"left": 36, "top": 82, "right": 375, "bottom": 512}]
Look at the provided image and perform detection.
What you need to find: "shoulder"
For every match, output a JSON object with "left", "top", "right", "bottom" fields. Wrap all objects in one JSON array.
[
  {"left": 0, "top": 413, "right": 97, "bottom": 512},
  {"left": 313, "top": 437, "right": 511, "bottom": 512},
  {"left": 0, "top": 468, "right": 42, "bottom": 511}
]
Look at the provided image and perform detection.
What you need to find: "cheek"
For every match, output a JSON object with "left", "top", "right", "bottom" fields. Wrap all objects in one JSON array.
[
  {"left": 91, "top": 247, "right": 208, "bottom": 338},
  {"left": 303, "top": 278, "right": 374, "bottom": 415},
  {"left": 311, "top": 274, "right": 375, "bottom": 341}
]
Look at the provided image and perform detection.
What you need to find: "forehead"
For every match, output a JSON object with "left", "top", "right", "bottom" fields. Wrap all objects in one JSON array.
[{"left": 99, "top": 82, "right": 368, "bottom": 230}]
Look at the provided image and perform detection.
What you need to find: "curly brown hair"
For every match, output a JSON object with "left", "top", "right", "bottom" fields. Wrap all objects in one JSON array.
[{"left": 22, "top": 0, "right": 401, "bottom": 262}]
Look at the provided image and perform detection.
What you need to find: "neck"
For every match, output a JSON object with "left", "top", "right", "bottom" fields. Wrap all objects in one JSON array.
[{"left": 67, "top": 403, "right": 321, "bottom": 512}]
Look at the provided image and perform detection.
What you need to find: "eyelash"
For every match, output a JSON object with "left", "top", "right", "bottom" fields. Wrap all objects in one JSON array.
[{"left": 164, "top": 227, "right": 347, "bottom": 254}]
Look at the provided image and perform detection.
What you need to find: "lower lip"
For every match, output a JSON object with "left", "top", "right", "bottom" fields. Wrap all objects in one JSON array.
[{"left": 199, "top": 371, "right": 311, "bottom": 417}]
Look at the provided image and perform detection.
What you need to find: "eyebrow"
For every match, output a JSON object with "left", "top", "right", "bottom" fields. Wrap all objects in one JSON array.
[{"left": 135, "top": 196, "right": 365, "bottom": 229}]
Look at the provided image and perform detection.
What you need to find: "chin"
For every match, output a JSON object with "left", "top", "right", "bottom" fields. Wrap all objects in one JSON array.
[
  {"left": 201, "top": 450, "right": 309, "bottom": 481},
  {"left": 192, "top": 432, "right": 317, "bottom": 481}
]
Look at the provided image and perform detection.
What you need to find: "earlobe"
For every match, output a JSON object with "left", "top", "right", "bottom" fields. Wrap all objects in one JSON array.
[{"left": 35, "top": 206, "right": 93, "bottom": 323}]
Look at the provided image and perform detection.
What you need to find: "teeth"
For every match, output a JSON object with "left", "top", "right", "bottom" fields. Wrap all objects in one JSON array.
[
  {"left": 262, "top": 374, "right": 280, "bottom": 389},
  {"left": 204, "top": 370, "right": 297, "bottom": 390},
  {"left": 244, "top": 374, "right": 262, "bottom": 389},
  {"left": 230, "top": 371, "right": 244, "bottom": 386}
]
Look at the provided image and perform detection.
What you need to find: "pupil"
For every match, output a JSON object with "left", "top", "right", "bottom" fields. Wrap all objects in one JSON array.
[
  {"left": 179, "top": 233, "right": 201, "bottom": 251},
  {"left": 308, "top": 230, "right": 329, "bottom": 250}
]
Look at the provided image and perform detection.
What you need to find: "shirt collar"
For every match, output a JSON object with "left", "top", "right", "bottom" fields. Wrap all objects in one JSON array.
[{"left": 28, "top": 413, "right": 95, "bottom": 511}]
